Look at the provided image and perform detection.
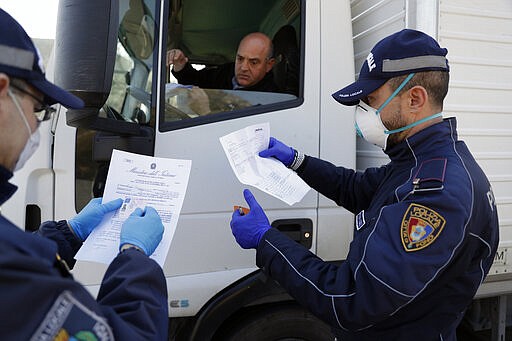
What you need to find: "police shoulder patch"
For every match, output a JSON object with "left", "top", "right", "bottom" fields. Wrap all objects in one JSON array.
[
  {"left": 400, "top": 203, "right": 446, "bottom": 252},
  {"left": 31, "top": 291, "right": 114, "bottom": 341}
]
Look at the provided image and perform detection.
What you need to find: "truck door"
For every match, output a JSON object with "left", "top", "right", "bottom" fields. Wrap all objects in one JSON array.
[{"left": 52, "top": 0, "right": 355, "bottom": 326}]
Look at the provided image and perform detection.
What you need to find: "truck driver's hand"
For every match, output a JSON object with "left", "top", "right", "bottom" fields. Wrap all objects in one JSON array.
[
  {"left": 259, "top": 137, "right": 295, "bottom": 167},
  {"left": 120, "top": 206, "right": 164, "bottom": 256},
  {"left": 166, "top": 49, "right": 188, "bottom": 72},
  {"left": 68, "top": 197, "right": 123, "bottom": 241},
  {"left": 230, "top": 189, "right": 271, "bottom": 249}
]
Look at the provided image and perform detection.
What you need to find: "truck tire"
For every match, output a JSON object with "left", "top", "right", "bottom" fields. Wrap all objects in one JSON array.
[{"left": 217, "top": 304, "right": 334, "bottom": 341}]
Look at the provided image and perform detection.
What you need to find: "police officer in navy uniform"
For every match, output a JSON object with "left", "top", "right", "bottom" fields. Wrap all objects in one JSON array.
[
  {"left": 230, "top": 29, "right": 499, "bottom": 340},
  {"left": 0, "top": 9, "right": 168, "bottom": 340}
]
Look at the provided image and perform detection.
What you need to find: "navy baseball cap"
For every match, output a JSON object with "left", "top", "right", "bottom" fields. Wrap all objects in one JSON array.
[
  {"left": 332, "top": 29, "right": 449, "bottom": 106},
  {"left": 0, "top": 9, "right": 83, "bottom": 109}
]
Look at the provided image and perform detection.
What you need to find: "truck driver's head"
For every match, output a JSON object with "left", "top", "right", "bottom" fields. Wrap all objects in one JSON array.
[{"left": 235, "top": 32, "right": 276, "bottom": 88}]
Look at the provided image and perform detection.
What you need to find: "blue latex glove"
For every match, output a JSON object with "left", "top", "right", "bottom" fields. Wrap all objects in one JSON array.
[
  {"left": 230, "top": 189, "right": 271, "bottom": 249},
  {"left": 120, "top": 206, "right": 164, "bottom": 256},
  {"left": 68, "top": 197, "right": 123, "bottom": 241},
  {"left": 258, "top": 137, "right": 295, "bottom": 167}
]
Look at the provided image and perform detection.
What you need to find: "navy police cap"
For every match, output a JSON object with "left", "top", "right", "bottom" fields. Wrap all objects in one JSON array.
[
  {"left": 332, "top": 29, "right": 449, "bottom": 106},
  {"left": 0, "top": 9, "right": 83, "bottom": 109}
]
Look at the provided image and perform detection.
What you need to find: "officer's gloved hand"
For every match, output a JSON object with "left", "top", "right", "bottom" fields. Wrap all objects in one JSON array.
[
  {"left": 120, "top": 206, "right": 164, "bottom": 256},
  {"left": 230, "top": 189, "right": 271, "bottom": 249},
  {"left": 259, "top": 137, "right": 295, "bottom": 167},
  {"left": 68, "top": 197, "right": 123, "bottom": 241}
]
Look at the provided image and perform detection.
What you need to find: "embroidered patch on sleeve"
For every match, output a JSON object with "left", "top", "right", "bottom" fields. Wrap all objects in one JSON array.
[
  {"left": 30, "top": 291, "right": 114, "bottom": 341},
  {"left": 355, "top": 210, "right": 366, "bottom": 231},
  {"left": 400, "top": 203, "right": 446, "bottom": 252}
]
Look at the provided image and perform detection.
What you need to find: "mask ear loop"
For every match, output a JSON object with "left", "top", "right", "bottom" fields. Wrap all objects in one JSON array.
[
  {"left": 376, "top": 73, "right": 415, "bottom": 115},
  {"left": 8, "top": 88, "right": 32, "bottom": 139},
  {"left": 385, "top": 112, "right": 444, "bottom": 135},
  {"left": 354, "top": 101, "right": 368, "bottom": 137}
]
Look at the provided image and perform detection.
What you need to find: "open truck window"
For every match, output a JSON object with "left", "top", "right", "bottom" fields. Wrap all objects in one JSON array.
[{"left": 160, "top": 0, "right": 303, "bottom": 130}]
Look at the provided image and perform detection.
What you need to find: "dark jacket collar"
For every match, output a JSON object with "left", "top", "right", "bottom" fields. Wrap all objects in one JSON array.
[
  {"left": 0, "top": 165, "right": 17, "bottom": 207},
  {"left": 385, "top": 117, "right": 458, "bottom": 162},
  {"left": 227, "top": 62, "right": 279, "bottom": 92},
  {"left": 0, "top": 165, "right": 57, "bottom": 264},
  {"left": 238, "top": 71, "right": 279, "bottom": 92}
]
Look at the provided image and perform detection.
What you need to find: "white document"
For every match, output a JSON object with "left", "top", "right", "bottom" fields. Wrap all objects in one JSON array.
[
  {"left": 75, "top": 149, "right": 192, "bottom": 267},
  {"left": 219, "top": 122, "right": 310, "bottom": 205}
]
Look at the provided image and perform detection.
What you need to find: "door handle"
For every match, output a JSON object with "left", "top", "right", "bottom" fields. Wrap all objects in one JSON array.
[
  {"left": 25, "top": 204, "right": 41, "bottom": 232},
  {"left": 271, "top": 218, "right": 313, "bottom": 249}
]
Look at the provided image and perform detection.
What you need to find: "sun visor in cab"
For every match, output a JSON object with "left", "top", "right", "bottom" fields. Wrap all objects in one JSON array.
[{"left": 54, "top": 0, "right": 118, "bottom": 129}]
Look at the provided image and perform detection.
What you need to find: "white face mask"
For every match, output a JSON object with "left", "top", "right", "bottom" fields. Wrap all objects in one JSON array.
[
  {"left": 14, "top": 128, "right": 40, "bottom": 172},
  {"left": 354, "top": 73, "right": 442, "bottom": 150},
  {"left": 355, "top": 101, "right": 390, "bottom": 150},
  {"left": 8, "top": 89, "right": 41, "bottom": 172}
]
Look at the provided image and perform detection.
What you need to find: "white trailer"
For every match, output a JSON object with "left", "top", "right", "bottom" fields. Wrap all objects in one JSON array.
[{"left": 2, "top": 0, "right": 511, "bottom": 339}]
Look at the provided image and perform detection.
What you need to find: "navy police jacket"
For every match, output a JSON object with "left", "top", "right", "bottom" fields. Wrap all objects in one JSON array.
[
  {"left": 256, "top": 118, "right": 499, "bottom": 340},
  {"left": 0, "top": 166, "right": 168, "bottom": 340}
]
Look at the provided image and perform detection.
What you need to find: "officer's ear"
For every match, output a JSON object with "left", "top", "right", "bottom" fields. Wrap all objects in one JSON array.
[
  {"left": 0, "top": 74, "right": 11, "bottom": 123},
  {"left": 0, "top": 74, "right": 10, "bottom": 98},
  {"left": 407, "top": 85, "right": 428, "bottom": 114}
]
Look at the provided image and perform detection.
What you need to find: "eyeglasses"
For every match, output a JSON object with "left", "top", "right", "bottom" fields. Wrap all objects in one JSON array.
[{"left": 10, "top": 83, "right": 56, "bottom": 122}]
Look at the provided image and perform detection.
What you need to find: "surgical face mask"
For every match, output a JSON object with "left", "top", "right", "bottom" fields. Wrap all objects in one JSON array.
[
  {"left": 14, "top": 129, "right": 40, "bottom": 172},
  {"left": 8, "top": 89, "right": 41, "bottom": 171},
  {"left": 355, "top": 73, "right": 442, "bottom": 150}
]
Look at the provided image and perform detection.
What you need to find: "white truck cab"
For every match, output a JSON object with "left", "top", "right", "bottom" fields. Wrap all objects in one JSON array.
[{"left": 3, "top": 0, "right": 512, "bottom": 339}]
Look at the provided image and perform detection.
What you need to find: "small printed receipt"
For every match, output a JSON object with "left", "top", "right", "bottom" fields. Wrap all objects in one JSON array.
[{"left": 219, "top": 122, "right": 310, "bottom": 205}]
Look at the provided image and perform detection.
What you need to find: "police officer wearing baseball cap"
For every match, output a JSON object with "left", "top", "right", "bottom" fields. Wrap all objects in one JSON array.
[
  {"left": 0, "top": 9, "right": 169, "bottom": 340},
  {"left": 230, "top": 29, "right": 499, "bottom": 340}
]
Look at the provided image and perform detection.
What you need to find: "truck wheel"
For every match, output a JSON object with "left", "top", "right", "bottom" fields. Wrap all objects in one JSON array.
[{"left": 218, "top": 304, "right": 334, "bottom": 341}]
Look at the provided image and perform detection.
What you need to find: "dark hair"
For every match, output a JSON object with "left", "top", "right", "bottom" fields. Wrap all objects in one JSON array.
[{"left": 388, "top": 71, "right": 449, "bottom": 109}]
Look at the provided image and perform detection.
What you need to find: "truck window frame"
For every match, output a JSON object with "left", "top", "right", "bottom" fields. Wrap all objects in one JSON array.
[{"left": 158, "top": 0, "right": 306, "bottom": 132}]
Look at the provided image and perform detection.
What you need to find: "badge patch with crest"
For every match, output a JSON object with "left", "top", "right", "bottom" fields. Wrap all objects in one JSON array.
[{"left": 401, "top": 203, "right": 446, "bottom": 252}]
